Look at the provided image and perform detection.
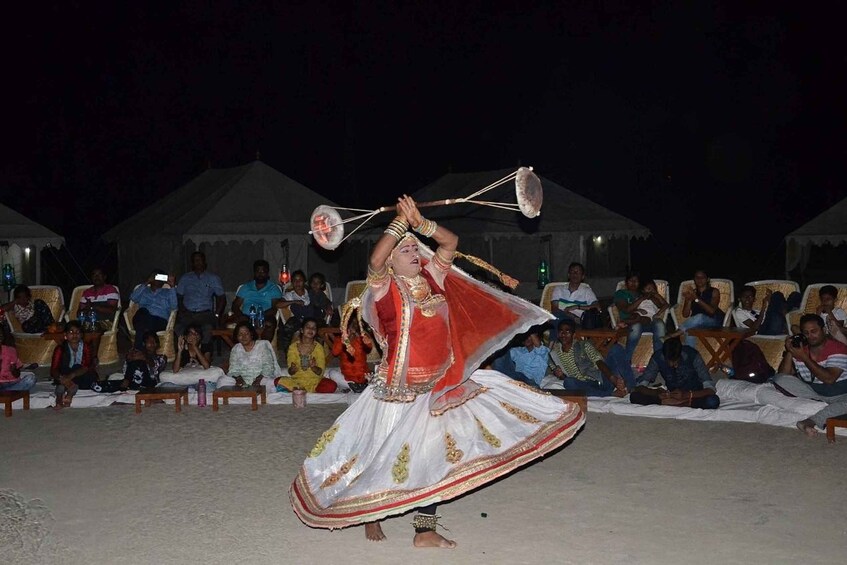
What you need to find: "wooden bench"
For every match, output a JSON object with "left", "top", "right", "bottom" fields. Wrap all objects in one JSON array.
[
  {"left": 135, "top": 386, "right": 189, "bottom": 414},
  {"left": 825, "top": 414, "right": 847, "bottom": 443},
  {"left": 547, "top": 389, "right": 588, "bottom": 414},
  {"left": 213, "top": 386, "right": 267, "bottom": 411},
  {"left": 1, "top": 390, "right": 30, "bottom": 417}
]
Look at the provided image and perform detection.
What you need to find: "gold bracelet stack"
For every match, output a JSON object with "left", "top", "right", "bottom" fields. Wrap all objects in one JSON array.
[
  {"left": 413, "top": 218, "right": 437, "bottom": 238},
  {"left": 384, "top": 217, "right": 409, "bottom": 241},
  {"left": 366, "top": 264, "right": 389, "bottom": 287},
  {"left": 432, "top": 248, "right": 455, "bottom": 272}
]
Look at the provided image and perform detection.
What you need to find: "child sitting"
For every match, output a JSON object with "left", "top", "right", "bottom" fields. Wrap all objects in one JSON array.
[
  {"left": 0, "top": 323, "right": 37, "bottom": 392},
  {"left": 325, "top": 318, "right": 374, "bottom": 392},
  {"left": 50, "top": 320, "right": 98, "bottom": 408},
  {"left": 276, "top": 318, "right": 337, "bottom": 393}
]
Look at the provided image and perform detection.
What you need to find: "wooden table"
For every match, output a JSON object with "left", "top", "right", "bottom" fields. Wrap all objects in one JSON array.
[
  {"left": 687, "top": 327, "right": 754, "bottom": 370},
  {"left": 1, "top": 390, "right": 30, "bottom": 417},
  {"left": 574, "top": 328, "right": 626, "bottom": 357},
  {"left": 41, "top": 331, "right": 100, "bottom": 345},
  {"left": 135, "top": 386, "right": 190, "bottom": 414},
  {"left": 213, "top": 385, "right": 267, "bottom": 411},
  {"left": 826, "top": 414, "right": 847, "bottom": 443}
]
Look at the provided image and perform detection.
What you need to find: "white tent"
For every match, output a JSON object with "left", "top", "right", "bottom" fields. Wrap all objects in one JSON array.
[
  {"left": 785, "top": 195, "right": 847, "bottom": 279},
  {"left": 104, "top": 161, "right": 342, "bottom": 293},
  {"left": 0, "top": 202, "right": 65, "bottom": 284},
  {"left": 347, "top": 168, "right": 650, "bottom": 298}
]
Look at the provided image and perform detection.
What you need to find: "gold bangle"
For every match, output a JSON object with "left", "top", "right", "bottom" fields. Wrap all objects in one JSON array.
[{"left": 414, "top": 218, "right": 437, "bottom": 238}]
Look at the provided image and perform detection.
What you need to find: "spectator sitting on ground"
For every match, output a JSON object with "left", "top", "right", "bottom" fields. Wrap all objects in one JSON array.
[
  {"left": 733, "top": 285, "right": 799, "bottom": 335},
  {"left": 614, "top": 273, "right": 668, "bottom": 369},
  {"left": 216, "top": 321, "right": 282, "bottom": 389},
  {"left": 157, "top": 323, "right": 224, "bottom": 386},
  {"left": 492, "top": 327, "right": 550, "bottom": 388},
  {"left": 229, "top": 260, "right": 283, "bottom": 342},
  {"left": 1, "top": 284, "right": 55, "bottom": 334},
  {"left": 277, "top": 318, "right": 337, "bottom": 393},
  {"left": 117, "top": 331, "right": 168, "bottom": 391},
  {"left": 773, "top": 314, "right": 847, "bottom": 439},
  {"left": 174, "top": 251, "right": 226, "bottom": 349},
  {"left": 79, "top": 267, "right": 120, "bottom": 358},
  {"left": 550, "top": 262, "right": 602, "bottom": 333},
  {"left": 547, "top": 318, "right": 630, "bottom": 397},
  {"left": 50, "top": 320, "right": 98, "bottom": 408},
  {"left": 629, "top": 337, "right": 720, "bottom": 409},
  {"left": 324, "top": 318, "right": 374, "bottom": 393},
  {"left": 664, "top": 269, "right": 724, "bottom": 347},
  {"left": 130, "top": 269, "right": 177, "bottom": 349},
  {"left": 0, "top": 322, "right": 36, "bottom": 393}
]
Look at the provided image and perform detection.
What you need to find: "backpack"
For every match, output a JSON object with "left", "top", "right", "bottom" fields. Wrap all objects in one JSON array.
[{"left": 730, "top": 340, "right": 775, "bottom": 384}]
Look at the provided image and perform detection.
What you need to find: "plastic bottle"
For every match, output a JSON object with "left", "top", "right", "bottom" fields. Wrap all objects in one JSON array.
[
  {"left": 257, "top": 308, "right": 265, "bottom": 329},
  {"left": 249, "top": 305, "right": 257, "bottom": 328},
  {"left": 89, "top": 308, "right": 97, "bottom": 330},
  {"left": 719, "top": 364, "right": 735, "bottom": 378},
  {"left": 197, "top": 379, "right": 207, "bottom": 407}
]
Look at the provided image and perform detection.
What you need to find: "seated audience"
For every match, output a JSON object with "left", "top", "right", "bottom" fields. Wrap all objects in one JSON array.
[
  {"left": 816, "top": 285, "right": 846, "bottom": 335},
  {"left": 277, "top": 318, "right": 337, "bottom": 393},
  {"left": 158, "top": 324, "right": 224, "bottom": 386},
  {"left": 50, "top": 321, "right": 98, "bottom": 408},
  {"left": 230, "top": 260, "right": 283, "bottom": 342},
  {"left": 550, "top": 262, "right": 602, "bottom": 332},
  {"left": 547, "top": 318, "right": 630, "bottom": 397},
  {"left": 325, "top": 318, "right": 374, "bottom": 392},
  {"left": 0, "top": 323, "right": 36, "bottom": 392},
  {"left": 773, "top": 314, "right": 847, "bottom": 438},
  {"left": 733, "top": 285, "right": 799, "bottom": 335},
  {"left": 308, "top": 272, "right": 338, "bottom": 326},
  {"left": 630, "top": 337, "right": 720, "bottom": 409},
  {"left": 1, "top": 284, "right": 55, "bottom": 333},
  {"left": 115, "top": 331, "right": 169, "bottom": 391},
  {"left": 175, "top": 251, "right": 226, "bottom": 348},
  {"left": 614, "top": 273, "right": 668, "bottom": 366},
  {"left": 278, "top": 269, "right": 313, "bottom": 352},
  {"left": 665, "top": 269, "right": 724, "bottom": 347},
  {"left": 492, "top": 328, "right": 550, "bottom": 388},
  {"left": 216, "top": 322, "right": 281, "bottom": 389},
  {"left": 130, "top": 269, "right": 177, "bottom": 349},
  {"left": 79, "top": 267, "right": 120, "bottom": 358}
]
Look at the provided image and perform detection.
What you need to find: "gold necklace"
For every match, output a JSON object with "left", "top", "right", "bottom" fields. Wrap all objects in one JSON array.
[{"left": 398, "top": 274, "right": 432, "bottom": 302}]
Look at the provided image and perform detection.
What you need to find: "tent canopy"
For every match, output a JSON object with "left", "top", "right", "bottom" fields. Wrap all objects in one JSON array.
[
  {"left": 0, "top": 202, "right": 64, "bottom": 249},
  {"left": 785, "top": 195, "right": 847, "bottom": 246},
  {"left": 104, "top": 161, "right": 341, "bottom": 292}
]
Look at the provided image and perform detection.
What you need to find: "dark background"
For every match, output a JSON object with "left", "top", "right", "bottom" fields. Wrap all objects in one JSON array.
[{"left": 2, "top": 2, "right": 845, "bottom": 288}]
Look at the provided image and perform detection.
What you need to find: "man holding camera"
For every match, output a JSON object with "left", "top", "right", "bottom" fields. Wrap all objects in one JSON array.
[
  {"left": 773, "top": 314, "right": 847, "bottom": 439},
  {"left": 130, "top": 269, "right": 177, "bottom": 349}
]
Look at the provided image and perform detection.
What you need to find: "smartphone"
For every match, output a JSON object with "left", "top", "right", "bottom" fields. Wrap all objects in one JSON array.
[{"left": 154, "top": 274, "right": 169, "bottom": 282}]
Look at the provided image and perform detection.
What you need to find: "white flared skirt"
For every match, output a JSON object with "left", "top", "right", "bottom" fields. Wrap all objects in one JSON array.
[{"left": 290, "top": 369, "right": 585, "bottom": 529}]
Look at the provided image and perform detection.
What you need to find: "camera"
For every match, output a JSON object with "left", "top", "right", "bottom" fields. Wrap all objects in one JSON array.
[{"left": 790, "top": 334, "right": 808, "bottom": 348}]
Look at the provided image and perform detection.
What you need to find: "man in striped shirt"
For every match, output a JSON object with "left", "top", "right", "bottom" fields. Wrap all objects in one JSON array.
[{"left": 773, "top": 314, "right": 847, "bottom": 438}]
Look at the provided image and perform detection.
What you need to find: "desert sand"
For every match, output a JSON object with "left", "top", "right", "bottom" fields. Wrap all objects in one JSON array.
[{"left": 2, "top": 396, "right": 846, "bottom": 565}]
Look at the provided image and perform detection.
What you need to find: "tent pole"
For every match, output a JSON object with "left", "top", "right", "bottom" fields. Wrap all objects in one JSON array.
[{"left": 35, "top": 247, "right": 41, "bottom": 284}]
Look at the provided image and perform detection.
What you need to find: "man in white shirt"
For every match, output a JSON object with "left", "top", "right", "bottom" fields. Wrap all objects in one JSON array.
[{"left": 550, "top": 262, "right": 601, "bottom": 331}]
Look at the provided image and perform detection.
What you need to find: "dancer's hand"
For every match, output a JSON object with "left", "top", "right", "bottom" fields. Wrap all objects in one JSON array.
[{"left": 397, "top": 195, "right": 423, "bottom": 229}]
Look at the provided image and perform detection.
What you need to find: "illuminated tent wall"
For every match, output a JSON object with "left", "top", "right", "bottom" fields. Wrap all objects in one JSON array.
[
  {"left": 348, "top": 169, "right": 650, "bottom": 299},
  {"left": 785, "top": 195, "right": 847, "bottom": 283},
  {"left": 0, "top": 202, "right": 65, "bottom": 285},
  {"left": 104, "top": 161, "right": 342, "bottom": 295}
]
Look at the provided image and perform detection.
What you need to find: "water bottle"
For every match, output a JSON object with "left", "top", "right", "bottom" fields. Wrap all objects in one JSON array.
[
  {"left": 89, "top": 308, "right": 97, "bottom": 330},
  {"left": 249, "top": 305, "right": 257, "bottom": 328},
  {"left": 257, "top": 308, "right": 265, "bottom": 329},
  {"left": 719, "top": 364, "right": 735, "bottom": 378},
  {"left": 77, "top": 306, "right": 86, "bottom": 328},
  {"left": 197, "top": 379, "right": 207, "bottom": 407}
]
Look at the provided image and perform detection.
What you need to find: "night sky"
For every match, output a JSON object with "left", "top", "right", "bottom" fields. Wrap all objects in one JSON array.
[{"left": 3, "top": 2, "right": 845, "bottom": 285}]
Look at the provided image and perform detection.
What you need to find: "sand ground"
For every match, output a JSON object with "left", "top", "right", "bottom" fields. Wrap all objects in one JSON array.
[{"left": 1, "top": 397, "right": 845, "bottom": 565}]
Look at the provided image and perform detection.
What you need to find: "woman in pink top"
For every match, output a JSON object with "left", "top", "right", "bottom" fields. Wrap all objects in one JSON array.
[{"left": 0, "top": 324, "right": 37, "bottom": 392}]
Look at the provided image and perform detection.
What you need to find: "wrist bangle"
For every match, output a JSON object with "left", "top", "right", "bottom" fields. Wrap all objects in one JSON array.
[{"left": 413, "top": 218, "right": 437, "bottom": 238}]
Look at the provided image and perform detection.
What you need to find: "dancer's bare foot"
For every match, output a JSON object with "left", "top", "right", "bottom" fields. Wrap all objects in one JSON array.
[
  {"left": 365, "top": 522, "right": 386, "bottom": 541},
  {"left": 796, "top": 419, "right": 818, "bottom": 439},
  {"left": 413, "top": 531, "right": 456, "bottom": 548}
]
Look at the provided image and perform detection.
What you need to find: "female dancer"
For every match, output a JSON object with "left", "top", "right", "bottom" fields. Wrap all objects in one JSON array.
[{"left": 290, "top": 196, "right": 585, "bottom": 548}]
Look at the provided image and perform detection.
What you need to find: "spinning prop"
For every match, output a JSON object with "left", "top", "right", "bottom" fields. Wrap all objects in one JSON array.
[{"left": 309, "top": 167, "right": 543, "bottom": 250}]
